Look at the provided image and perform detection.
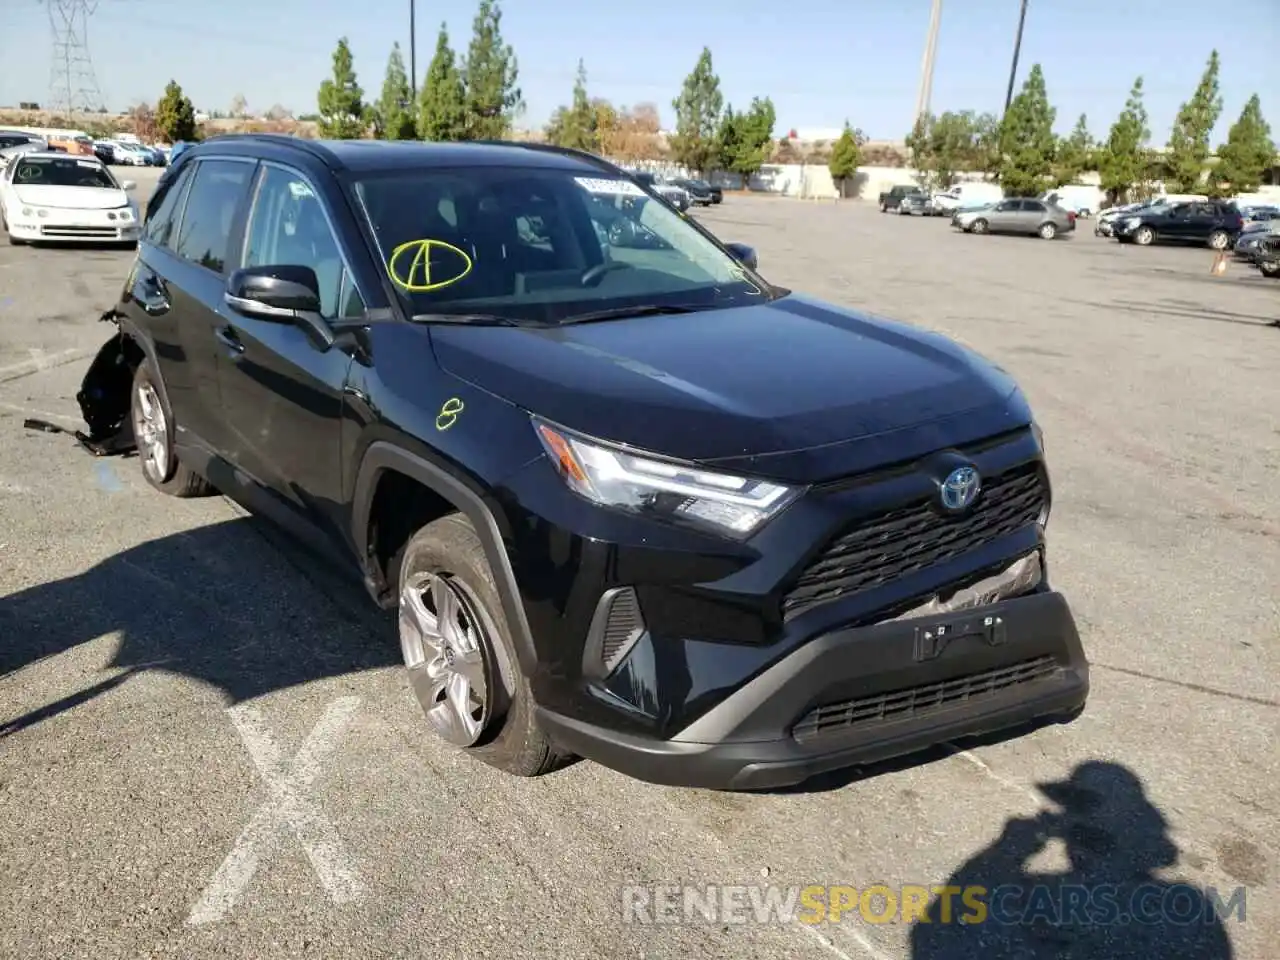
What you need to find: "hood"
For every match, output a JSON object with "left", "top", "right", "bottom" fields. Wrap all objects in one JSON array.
[
  {"left": 429, "top": 294, "right": 1028, "bottom": 483},
  {"left": 12, "top": 183, "right": 127, "bottom": 209}
]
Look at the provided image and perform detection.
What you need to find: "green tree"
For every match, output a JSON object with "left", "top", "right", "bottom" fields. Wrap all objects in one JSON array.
[
  {"left": 545, "top": 60, "right": 598, "bottom": 151},
  {"left": 1164, "top": 50, "right": 1223, "bottom": 192},
  {"left": 714, "top": 107, "right": 741, "bottom": 173},
  {"left": 460, "top": 0, "right": 522, "bottom": 139},
  {"left": 997, "top": 63, "right": 1056, "bottom": 196},
  {"left": 906, "top": 111, "right": 981, "bottom": 188},
  {"left": 155, "top": 80, "right": 197, "bottom": 143},
  {"left": 719, "top": 96, "right": 774, "bottom": 184},
  {"left": 373, "top": 43, "right": 417, "bottom": 140},
  {"left": 1212, "top": 94, "right": 1275, "bottom": 194},
  {"left": 316, "top": 37, "right": 366, "bottom": 139},
  {"left": 418, "top": 24, "right": 468, "bottom": 141},
  {"left": 1096, "top": 76, "right": 1152, "bottom": 203},
  {"left": 669, "top": 47, "right": 723, "bottom": 175},
  {"left": 828, "top": 121, "right": 861, "bottom": 197},
  {"left": 1053, "top": 114, "right": 1093, "bottom": 186}
]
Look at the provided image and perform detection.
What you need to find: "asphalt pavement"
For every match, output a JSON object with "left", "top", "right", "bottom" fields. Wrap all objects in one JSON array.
[{"left": 1, "top": 170, "right": 1276, "bottom": 959}]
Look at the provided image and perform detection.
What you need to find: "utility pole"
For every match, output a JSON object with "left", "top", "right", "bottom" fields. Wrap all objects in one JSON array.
[
  {"left": 1003, "top": 0, "right": 1029, "bottom": 115},
  {"left": 409, "top": 0, "right": 417, "bottom": 104},
  {"left": 914, "top": 0, "right": 943, "bottom": 127}
]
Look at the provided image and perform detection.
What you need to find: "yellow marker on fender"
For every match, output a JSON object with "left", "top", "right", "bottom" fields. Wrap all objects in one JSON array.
[
  {"left": 436, "top": 397, "right": 464, "bottom": 431},
  {"left": 387, "top": 238, "right": 474, "bottom": 292}
]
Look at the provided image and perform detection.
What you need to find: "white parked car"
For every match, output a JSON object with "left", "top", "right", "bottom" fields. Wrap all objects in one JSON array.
[{"left": 1, "top": 152, "right": 140, "bottom": 246}]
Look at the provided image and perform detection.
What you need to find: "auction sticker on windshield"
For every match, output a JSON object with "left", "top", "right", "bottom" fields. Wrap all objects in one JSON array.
[{"left": 574, "top": 177, "right": 645, "bottom": 197}]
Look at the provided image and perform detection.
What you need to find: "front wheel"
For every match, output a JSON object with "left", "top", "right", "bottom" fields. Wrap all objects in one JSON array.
[
  {"left": 396, "top": 514, "right": 570, "bottom": 777},
  {"left": 1133, "top": 226, "right": 1155, "bottom": 246},
  {"left": 129, "top": 361, "right": 216, "bottom": 497},
  {"left": 1207, "top": 230, "right": 1230, "bottom": 250},
  {"left": 969, "top": 218, "right": 989, "bottom": 235}
]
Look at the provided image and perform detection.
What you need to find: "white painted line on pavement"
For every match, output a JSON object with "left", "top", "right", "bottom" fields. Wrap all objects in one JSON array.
[
  {"left": 796, "top": 918, "right": 886, "bottom": 960},
  {"left": 187, "top": 696, "right": 365, "bottom": 925},
  {"left": 0, "top": 347, "right": 92, "bottom": 384},
  {"left": 0, "top": 400, "right": 80, "bottom": 424},
  {"left": 947, "top": 746, "right": 1041, "bottom": 806}
]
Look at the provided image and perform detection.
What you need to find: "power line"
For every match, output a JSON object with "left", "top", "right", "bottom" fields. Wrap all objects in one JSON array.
[
  {"left": 42, "top": 0, "right": 105, "bottom": 119},
  {"left": 1003, "top": 0, "right": 1029, "bottom": 116},
  {"left": 914, "top": 0, "right": 943, "bottom": 126}
]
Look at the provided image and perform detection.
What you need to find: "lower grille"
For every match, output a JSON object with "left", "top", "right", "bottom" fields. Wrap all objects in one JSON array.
[
  {"left": 41, "top": 226, "right": 116, "bottom": 238},
  {"left": 792, "top": 655, "right": 1060, "bottom": 743},
  {"left": 782, "top": 462, "right": 1046, "bottom": 619}
]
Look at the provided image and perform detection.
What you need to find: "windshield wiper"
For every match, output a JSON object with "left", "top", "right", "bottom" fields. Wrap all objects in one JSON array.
[
  {"left": 409, "top": 312, "right": 533, "bottom": 326},
  {"left": 556, "top": 304, "right": 702, "bottom": 325}
]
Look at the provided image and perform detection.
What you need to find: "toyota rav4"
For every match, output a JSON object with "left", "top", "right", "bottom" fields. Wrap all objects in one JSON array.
[{"left": 80, "top": 135, "right": 1089, "bottom": 790}]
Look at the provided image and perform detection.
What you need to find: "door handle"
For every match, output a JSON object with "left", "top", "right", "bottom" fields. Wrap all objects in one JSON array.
[{"left": 214, "top": 324, "right": 245, "bottom": 353}]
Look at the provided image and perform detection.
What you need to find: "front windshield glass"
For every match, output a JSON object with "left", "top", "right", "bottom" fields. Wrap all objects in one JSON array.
[
  {"left": 354, "top": 167, "right": 769, "bottom": 324},
  {"left": 11, "top": 155, "right": 116, "bottom": 189}
]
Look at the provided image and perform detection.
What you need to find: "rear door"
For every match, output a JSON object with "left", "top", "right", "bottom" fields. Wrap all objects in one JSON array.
[
  {"left": 214, "top": 160, "right": 364, "bottom": 529},
  {"left": 1017, "top": 199, "right": 1048, "bottom": 232},
  {"left": 986, "top": 199, "right": 1021, "bottom": 232}
]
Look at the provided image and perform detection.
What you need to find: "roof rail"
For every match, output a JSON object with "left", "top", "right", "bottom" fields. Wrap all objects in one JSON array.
[
  {"left": 193, "top": 132, "right": 332, "bottom": 162},
  {"left": 469, "top": 140, "right": 624, "bottom": 174}
]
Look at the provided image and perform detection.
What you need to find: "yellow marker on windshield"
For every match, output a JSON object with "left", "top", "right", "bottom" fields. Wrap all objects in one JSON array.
[{"left": 387, "top": 238, "right": 474, "bottom": 292}]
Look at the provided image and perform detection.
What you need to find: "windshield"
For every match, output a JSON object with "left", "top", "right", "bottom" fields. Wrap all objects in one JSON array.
[
  {"left": 11, "top": 155, "right": 117, "bottom": 188},
  {"left": 354, "top": 167, "right": 770, "bottom": 324}
]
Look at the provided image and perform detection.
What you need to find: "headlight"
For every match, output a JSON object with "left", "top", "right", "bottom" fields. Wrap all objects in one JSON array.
[
  {"left": 116, "top": 207, "right": 132, "bottom": 221},
  {"left": 533, "top": 418, "right": 802, "bottom": 538}
]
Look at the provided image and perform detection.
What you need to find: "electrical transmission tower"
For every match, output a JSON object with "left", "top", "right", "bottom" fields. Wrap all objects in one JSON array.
[{"left": 43, "top": 0, "right": 105, "bottom": 122}]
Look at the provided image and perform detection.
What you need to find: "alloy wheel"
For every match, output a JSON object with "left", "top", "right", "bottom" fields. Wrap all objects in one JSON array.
[
  {"left": 132, "top": 381, "right": 169, "bottom": 482},
  {"left": 398, "top": 571, "right": 494, "bottom": 747}
]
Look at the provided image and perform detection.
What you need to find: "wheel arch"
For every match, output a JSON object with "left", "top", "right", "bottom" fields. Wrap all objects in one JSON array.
[{"left": 351, "top": 441, "right": 538, "bottom": 675}]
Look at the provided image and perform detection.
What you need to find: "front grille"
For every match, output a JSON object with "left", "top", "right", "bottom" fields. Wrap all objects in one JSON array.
[
  {"left": 782, "top": 463, "right": 1045, "bottom": 620},
  {"left": 792, "top": 655, "right": 1060, "bottom": 743}
]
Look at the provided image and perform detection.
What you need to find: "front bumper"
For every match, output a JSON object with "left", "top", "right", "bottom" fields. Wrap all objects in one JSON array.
[
  {"left": 7, "top": 214, "right": 139, "bottom": 243},
  {"left": 538, "top": 589, "right": 1088, "bottom": 790}
]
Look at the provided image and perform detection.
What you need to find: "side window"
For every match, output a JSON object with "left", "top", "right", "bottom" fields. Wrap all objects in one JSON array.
[
  {"left": 142, "top": 164, "right": 194, "bottom": 250},
  {"left": 1021, "top": 201, "right": 1046, "bottom": 213},
  {"left": 174, "top": 159, "right": 254, "bottom": 274},
  {"left": 242, "top": 165, "right": 346, "bottom": 320}
]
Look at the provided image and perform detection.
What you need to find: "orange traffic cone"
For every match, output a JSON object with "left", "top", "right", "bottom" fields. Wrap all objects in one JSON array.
[{"left": 1211, "top": 251, "right": 1228, "bottom": 276}]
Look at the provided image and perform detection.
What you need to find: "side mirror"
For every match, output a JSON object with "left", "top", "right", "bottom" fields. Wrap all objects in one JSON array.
[
  {"left": 724, "top": 242, "right": 758, "bottom": 271},
  {"left": 225, "top": 264, "right": 335, "bottom": 350},
  {"left": 121, "top": 181, "right": 136, "bottom": 191}
]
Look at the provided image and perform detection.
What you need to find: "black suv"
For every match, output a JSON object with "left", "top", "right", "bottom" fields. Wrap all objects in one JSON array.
[
  {"left": 1110, "top": 200, "right": 1244, "bottom": 249},
  {"left": 84, "top": 135, "right": 1088, "bottom": 790}
]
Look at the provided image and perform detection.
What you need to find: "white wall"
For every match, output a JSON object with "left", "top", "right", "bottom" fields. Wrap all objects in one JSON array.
[{"left": 608, "top": 156, "right": 1280, "bottom": 204}]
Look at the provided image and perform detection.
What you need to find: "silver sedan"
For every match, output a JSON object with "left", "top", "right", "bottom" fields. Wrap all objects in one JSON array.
[{"left": 954, "top": 198, "right": 1077, "bottom": 239}]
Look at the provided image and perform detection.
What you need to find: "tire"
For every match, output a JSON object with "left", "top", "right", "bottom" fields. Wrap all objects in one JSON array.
[
  {"left": 879, "top": 202, "right": 887, "bottom": 213},
  {"left": 1039, "top": 222, "right": 1058, "bottom": 240},
  {"left": 1260, "top": 260, "right": 1280, "bottom": 277},
  {"left": 1133, "top": 226, "right": 1154, "bottom": 246},
  {"left": 970, "top": 218, "right": 989, "bottom": 235},
  {"left": 395, "top": 514, "right": 570, "bottom": 778},
  {"left": 129, "top": 360, "right": 216, "bottom": 497},
  {"left": 1207, "top": 230, "right": 1230, "bottom": 250}
]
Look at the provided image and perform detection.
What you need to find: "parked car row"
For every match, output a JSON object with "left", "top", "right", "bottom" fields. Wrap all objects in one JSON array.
[
  {"left": 1096, "top": 199, "right": 1247, "bottom": 250},
  {"left": 94, "top": 139, "right": 169, "bottom": 166}
]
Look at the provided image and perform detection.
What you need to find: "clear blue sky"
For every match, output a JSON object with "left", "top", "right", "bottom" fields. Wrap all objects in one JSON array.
[{"left": 1, "top": 0, "right": 1276, "bottom": 143}]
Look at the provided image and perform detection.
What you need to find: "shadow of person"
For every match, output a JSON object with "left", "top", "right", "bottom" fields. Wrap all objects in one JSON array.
[
  {"left": 909, "top": 760, "right": 1235, "bottom": 960},
  {"left": 0, "top": 516, "right": 400, "bottom": 737}
]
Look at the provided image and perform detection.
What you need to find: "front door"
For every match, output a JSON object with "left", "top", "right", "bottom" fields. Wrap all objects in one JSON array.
[{"left": 214, "top": 162, "right": 365, "bottom": 532}]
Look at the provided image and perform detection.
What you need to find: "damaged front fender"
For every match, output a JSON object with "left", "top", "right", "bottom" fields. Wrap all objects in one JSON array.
[{"left": 72, "top": 309, "right": 142, "bottom": 455}]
